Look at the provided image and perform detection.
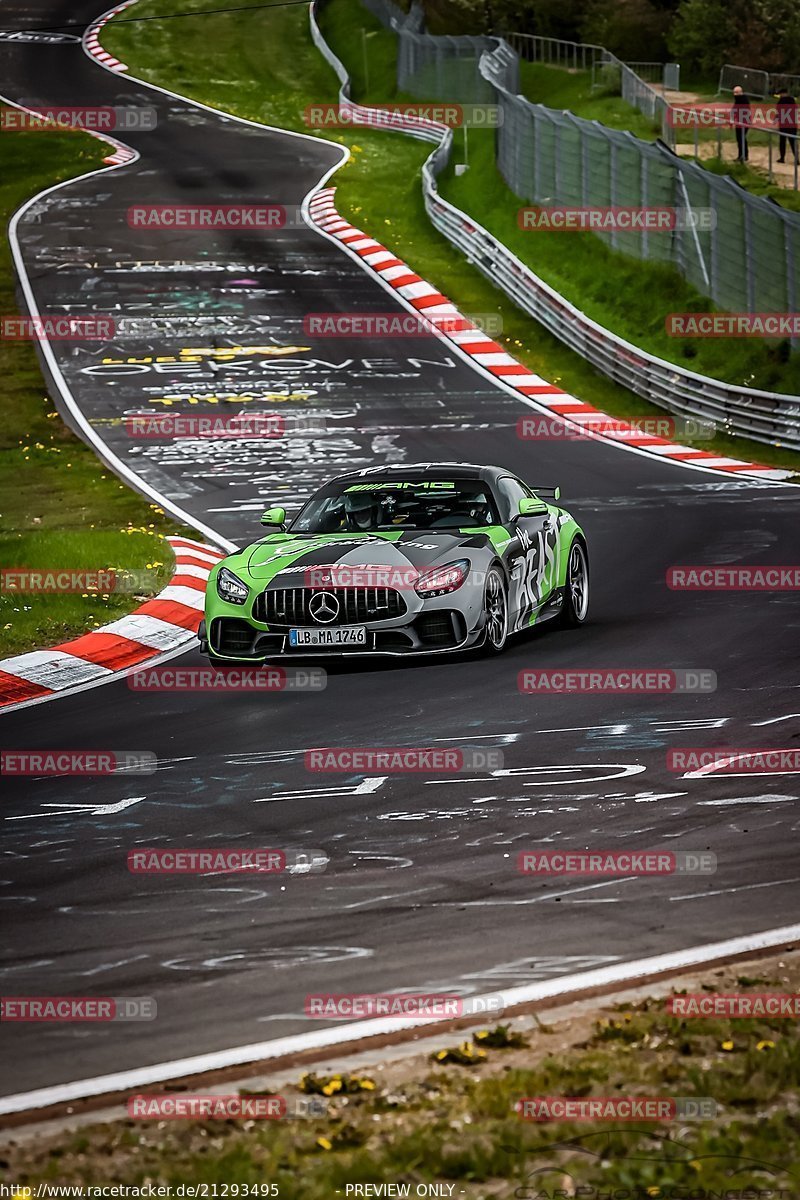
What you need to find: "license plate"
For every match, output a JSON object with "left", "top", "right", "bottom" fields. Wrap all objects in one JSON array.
[{"left": 289, "top": 626, "right": 367, "bottom": 648}]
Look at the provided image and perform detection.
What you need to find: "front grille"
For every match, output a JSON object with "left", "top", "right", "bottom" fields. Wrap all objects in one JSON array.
[{"left": 253, "top": 587, "right": 407, "bottom": 628}]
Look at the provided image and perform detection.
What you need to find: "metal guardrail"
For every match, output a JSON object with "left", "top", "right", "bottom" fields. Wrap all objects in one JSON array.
[{"left": 309, "top": 2, "right": 800, "bottom": 452}]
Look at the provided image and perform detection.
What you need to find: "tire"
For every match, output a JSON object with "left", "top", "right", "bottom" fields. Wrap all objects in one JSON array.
[
  {"left": 558, "top": 538, "right": 589, "bottom": 628},
  {"left": 481, "top": 566, "right": 509, "bottom": 655}
]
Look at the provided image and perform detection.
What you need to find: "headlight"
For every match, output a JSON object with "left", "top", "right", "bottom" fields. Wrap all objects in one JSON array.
[
  {"left": 414, "top": 559, "right": 470, "bottom": 598},
  {"left": 216, "top": 566, "right": 249, "bottom": 605}
]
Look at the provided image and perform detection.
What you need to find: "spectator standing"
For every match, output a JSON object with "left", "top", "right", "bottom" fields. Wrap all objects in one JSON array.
[
  {"left": 730, "top": 85, "right": 752, "bottom": 162},
  {"left": 776, "top": 87, "right": 799, "bottom": 164}
]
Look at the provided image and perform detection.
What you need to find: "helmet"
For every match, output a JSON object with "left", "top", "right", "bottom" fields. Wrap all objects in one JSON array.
[{"left": 343, "top": 490, "right": 380, "bottom": 530}]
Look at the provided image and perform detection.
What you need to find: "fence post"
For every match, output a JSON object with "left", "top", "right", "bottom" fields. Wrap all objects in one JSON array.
[
  {"left": 786, "top": 222, "right": 798, "bottom": 353},
  {"left": 554, "top": 112, "right": 562, "bottom": 198},
  {"left": 609, "top": 137, "right": 619, "bottom": 252},
  {"left": 744, "top": 200, "right": 756, "bottom": 312},
  {"left": 710, "top": 188, "right": 720, "bottom": 306},
  {"left": 640, "top": 148, "right": 649, "bottom": 261}
]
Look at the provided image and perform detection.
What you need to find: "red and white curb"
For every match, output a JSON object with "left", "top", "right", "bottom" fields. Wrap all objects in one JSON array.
[
  {"left": 0, "top": 537, "right": 223, "bottom": 712},
  {"left": 308, "top": 188, "right": 792, "bottom": 483},
  {"left": 81, "top": 0, "right": 139, "bottom": 161},
  {"left": 84, "top": 0, "right": 137, "bottom": 74}
]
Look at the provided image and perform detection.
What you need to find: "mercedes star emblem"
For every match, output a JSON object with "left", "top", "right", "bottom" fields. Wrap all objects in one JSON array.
[{"left": 308, "top": 591, "right": 340, "bottom": 624}]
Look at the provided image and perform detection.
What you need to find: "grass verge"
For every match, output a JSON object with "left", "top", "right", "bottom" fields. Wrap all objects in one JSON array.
[
  {"left": 0, "top": 129, "right": 181, "bottom": 658},
  {"left": 4, "top": 954, "right": 799, "bottom": 1192},
  {"left": 103, "top": 0, "right": 800, "bottom": 471}
]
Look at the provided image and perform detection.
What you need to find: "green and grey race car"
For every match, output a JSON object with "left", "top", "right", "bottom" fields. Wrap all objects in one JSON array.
[{"left": 198, "top": 463, "right": 589, "bottom": 660}]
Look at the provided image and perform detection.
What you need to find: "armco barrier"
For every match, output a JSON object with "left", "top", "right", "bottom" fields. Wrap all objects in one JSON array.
[{"left": 309, "top": 1, "right": 800, "bottom": 454}]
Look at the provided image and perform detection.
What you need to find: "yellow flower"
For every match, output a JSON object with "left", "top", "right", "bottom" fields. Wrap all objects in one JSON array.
[
  {"left": 435, "top": 1050, "right": 447, "bottom": 1060},
  {"left": 756, "top": 1040, "right": 775, "bottom": 1051},
  {"left": 721, "top": 1039, "right": 734, "bottom": 1051},
  {"left": 358, "top": 1078, "right": 376, "bottom": 1089},
  {"left": 316, "top": 1136, "right": 332, "bottom": 1151}
]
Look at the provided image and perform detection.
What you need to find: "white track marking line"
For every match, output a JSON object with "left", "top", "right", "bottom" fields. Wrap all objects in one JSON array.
[
  {"left": 1, "top": 88, "right": 236, "bottom": 555},
  {"left": 2, "top": 922, "right": 799, "bottom": 1115},
  {"left": 670, "top": 876, "right": 800, "bottom": 901}
]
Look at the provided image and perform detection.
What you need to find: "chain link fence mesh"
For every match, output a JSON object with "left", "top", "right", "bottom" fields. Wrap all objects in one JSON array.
[{"left": 393, "top": 26, "right": 800, "bottom": 332}]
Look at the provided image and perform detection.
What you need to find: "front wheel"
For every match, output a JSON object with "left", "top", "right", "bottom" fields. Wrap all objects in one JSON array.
[
  {"left": 481, "top": 566, "right": 509, "bottom": 654},
  {"left": 558, "top": 539, "right": 589, "bottom": 627}
]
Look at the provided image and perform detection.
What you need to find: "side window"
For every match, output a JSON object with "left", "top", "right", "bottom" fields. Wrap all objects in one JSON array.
[{"left": 495, "top": 476, "right": 530, "bottom": 523}]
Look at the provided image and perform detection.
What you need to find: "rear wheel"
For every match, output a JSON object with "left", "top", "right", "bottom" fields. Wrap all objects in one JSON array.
[
  {"left": 558, "top": 539, "right": 589, "bottom": 627},
  {"left": 482, "top": 567, "right": 509, "bottom": 654}
]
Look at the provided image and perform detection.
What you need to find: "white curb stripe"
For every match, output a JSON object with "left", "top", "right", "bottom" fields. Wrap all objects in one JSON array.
[
  {"left": 0, "top": 651, "right": 113, "bottom": 690},
  {"left": 1, "top": 922, "right": 797, "bottom": 1116}
]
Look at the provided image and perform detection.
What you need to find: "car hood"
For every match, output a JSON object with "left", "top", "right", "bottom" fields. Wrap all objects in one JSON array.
[{"left": 243, "top": 531, "right": 492, "bottom": 581}]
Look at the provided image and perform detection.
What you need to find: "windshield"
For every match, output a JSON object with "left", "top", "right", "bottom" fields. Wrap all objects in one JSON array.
[{"left": 290, "top": 479, "right": 499, "bottom": 533}]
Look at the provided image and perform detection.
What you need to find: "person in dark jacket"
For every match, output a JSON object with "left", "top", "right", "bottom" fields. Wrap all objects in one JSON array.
[
  {"left": 776, "top": 88, "right": 799, "bottom": 164},
  {"left": 731, "top": 86, "right": 752, "bottom": 162}
]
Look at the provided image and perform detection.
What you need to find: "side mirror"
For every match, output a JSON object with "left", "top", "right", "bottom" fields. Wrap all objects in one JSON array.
[
  {"left": 260, "top": 506, "right": 286, "bottom": 527},
  {"left": 518, "top": 497, "right": 547, "bottom": 516}
]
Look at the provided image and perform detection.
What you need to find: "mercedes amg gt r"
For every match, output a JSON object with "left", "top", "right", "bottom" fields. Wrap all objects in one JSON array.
[{"left": 198, "top": 463, "right": 589, "bottom": 660}]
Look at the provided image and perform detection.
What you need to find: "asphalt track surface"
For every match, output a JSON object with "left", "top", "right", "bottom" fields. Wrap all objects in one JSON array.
[{"left": 2, "top": 0, "right": 800, "bottom": 1100}]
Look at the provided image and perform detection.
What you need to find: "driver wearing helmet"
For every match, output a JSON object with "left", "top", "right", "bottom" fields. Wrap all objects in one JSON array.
[{"left": 343, "top": 490, "right": 381, "bottom": 531}]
